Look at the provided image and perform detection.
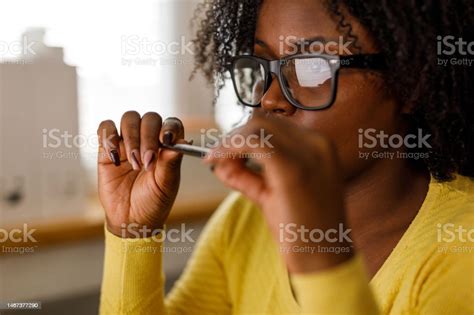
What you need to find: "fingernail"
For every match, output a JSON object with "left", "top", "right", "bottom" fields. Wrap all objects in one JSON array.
[
  {"left": 163, "top": 132, "right": 174, "bottom": 146},
  {"left": 130, "top": 150, "right": 141, "bottom": 171},
  {"left": 110, "top": 150, "right": 121, "bottom": 166},
  {"left": 144, "top": 150, "right": 156, "bottom": 171}
]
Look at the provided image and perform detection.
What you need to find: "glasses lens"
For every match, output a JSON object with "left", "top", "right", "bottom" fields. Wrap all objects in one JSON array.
[
  {"left": 233, "top": 58, "right": 266, "bottom": 106},
  {"left": 281, "top": 57, "right": 333, "bottom": 108}
]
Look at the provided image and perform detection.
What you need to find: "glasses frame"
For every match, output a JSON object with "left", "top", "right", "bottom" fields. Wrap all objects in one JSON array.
[{"left": 227, "top": 53, "right": 386, "bottom": 111}]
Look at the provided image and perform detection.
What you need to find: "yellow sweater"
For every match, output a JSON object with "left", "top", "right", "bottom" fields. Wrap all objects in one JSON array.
[{"left": 100, "top": 175, "right": 474, "bottom": 315}]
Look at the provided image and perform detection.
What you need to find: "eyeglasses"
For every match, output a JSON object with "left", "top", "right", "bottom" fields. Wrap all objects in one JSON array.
[{"left": 227, "top": 53, "right": 386, "bottom": 111}]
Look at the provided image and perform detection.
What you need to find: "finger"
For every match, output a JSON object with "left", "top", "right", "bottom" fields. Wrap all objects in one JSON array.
[
  {"left": 210, "top": 158, "right": 265, "bottom": 203},
  {"left": 97, "top": 119, "right": 122, "bottom": 166},
  {"left": 203, "top": 129, "right": 281, "bottom": 170},
  {"left": 203, "top": 112, "right": 305, "bottom": 169},
  {"left": 160, "top": 117, "right": 185, "bottom": 145},
  {"left": 140, "top": 112, "right": 163, "bottom": 171},
  {"left": 120, "top": 111, "right": 142, "bottom": 171},
  {"left": 158, "top": 117, "right": 185, "bottom": 164},
  {"left": 244, "top": 111, "right": 296, "bottom": 146}
]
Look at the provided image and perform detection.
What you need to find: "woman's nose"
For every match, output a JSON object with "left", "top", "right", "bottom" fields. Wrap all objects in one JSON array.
[{"left": 260, "top": 77, "right": 296, "bottom": 115}]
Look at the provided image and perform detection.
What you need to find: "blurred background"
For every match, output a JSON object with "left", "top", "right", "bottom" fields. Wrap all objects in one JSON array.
[{"left": 0, "top": 0, "right": 248, "bottom": 313}]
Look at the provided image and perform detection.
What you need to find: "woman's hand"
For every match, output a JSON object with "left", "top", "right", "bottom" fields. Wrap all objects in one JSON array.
[
  {"left": 204, "top": 111, "right": 353, "bottom": 273},
  {"left": 97, "top": 111, "right": 187, "bottom": 238}
]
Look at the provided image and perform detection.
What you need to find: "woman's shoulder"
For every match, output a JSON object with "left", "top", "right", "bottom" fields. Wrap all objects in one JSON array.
[
  {"left": 435, "top": 174, "right": 474, "bottom": 222},
  {"left": 442, "top": 174, "right": 474, "bottom": 195}
]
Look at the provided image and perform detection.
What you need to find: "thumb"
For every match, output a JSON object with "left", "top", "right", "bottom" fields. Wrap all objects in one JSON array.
[
  {"left": 210, "top": 158, "right": 266, "bottom": 204},
  {"left": 156, "top": 117, "right": 186, "bottom": 169}
]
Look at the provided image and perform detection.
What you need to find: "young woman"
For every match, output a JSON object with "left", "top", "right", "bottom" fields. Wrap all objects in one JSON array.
[{"left": 98, "top": 1, "right": 473, "bottom": 314}]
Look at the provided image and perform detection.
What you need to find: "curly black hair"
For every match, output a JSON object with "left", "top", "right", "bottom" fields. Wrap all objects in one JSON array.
[{"left": 191, "top": 0, "right": 474, "bottom": 181}]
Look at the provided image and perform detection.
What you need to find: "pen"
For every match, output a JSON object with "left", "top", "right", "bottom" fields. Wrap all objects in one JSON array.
[
  {"left": 162, "top": 143, "right": 262, "bottom": 173},
  {"left": 162, "top": 143, "right": 210, "bottom": 158}
]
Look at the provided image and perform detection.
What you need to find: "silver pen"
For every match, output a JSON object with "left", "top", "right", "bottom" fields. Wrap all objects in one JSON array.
[
  {"left": 162, "top": 143, "right": 262, "bottom": 173},
  {"left": 162, "top": 143, "right": 210, "bottom": 158}
]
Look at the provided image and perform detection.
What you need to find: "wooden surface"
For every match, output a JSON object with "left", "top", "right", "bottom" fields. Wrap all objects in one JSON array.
[{"left": 0, "top": 194, "right": 226, "bottom": 254}]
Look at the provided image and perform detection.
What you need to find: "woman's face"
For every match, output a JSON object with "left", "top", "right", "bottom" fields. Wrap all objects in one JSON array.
[{"left": 254, "top": 0, "right": 404, "bottom": 180}]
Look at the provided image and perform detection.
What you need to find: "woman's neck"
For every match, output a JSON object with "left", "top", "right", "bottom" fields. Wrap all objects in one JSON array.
[{"left": 344, "top": 157, "right": 430, "bottom": 277}]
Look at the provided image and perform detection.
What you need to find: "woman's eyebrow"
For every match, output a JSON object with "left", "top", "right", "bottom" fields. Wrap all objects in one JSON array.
[
  {"left": 254, "top": 38, "right": 279, "bottom": 59},
  {"left": 255, "top": 38, "right": 269, "bottom": 48}
]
